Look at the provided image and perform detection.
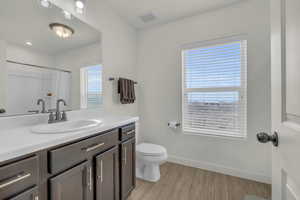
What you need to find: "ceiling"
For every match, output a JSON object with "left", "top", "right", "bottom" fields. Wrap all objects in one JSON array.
[
  {"left": 103, "top": 0, "right": 245, "bottom": 29},
  {"left": 0, "top": 0, "right": 101, "bottom": 55}
]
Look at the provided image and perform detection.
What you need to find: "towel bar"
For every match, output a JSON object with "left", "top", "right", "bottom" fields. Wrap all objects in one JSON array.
[{"left": 108, "top": 77, "right": 137, "bottom": 84}]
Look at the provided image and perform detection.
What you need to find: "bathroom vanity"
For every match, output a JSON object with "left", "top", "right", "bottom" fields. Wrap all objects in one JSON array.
[{"left": 0, "top": 120, "right": 137, "bottom": 200}]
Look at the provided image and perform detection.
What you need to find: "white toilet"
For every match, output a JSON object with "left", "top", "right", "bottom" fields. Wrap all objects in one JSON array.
[{"left": 136, "top": 143, "right": 167, "bottom": 182}]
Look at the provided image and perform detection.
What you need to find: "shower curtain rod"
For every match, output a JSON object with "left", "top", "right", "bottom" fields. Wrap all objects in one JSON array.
[{"left": 6, "top": 60, "right": 71, "bottom": 73}]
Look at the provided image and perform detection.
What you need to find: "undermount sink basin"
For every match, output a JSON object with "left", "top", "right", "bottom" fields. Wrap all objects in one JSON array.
[{"left": 31, "top": 119, "right": 102, "bottom": 134}]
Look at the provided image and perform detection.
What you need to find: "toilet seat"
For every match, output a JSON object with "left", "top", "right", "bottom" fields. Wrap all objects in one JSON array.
[{"left": 137, "top": 143, "right": 167, "bottom": 157}]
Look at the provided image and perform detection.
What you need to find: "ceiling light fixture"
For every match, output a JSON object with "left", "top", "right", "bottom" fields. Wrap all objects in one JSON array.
[
  {"left": 63, "top": 10, "right": 73, "bottom": 20},
  {"left": 49, "top": 23, "right": 74, "bottom": 39},
  {"left": 39, "top": 0, "right": 51, "bottom": 8},
  {"left": 74, "top": 0, "right": 85, "bottom": 14},
  {"left": 25, "top": 41, "right": 33, "bottom": 46}
]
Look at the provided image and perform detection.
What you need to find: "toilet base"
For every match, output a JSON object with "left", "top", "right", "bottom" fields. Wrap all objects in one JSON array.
[{"left": 136, "top": 162, "right": 161, "bottom": 182}]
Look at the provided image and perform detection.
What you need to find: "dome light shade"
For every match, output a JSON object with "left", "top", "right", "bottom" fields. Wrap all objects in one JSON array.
[{"left": 49, "top": 23, "right": 74, "bottom": 39}]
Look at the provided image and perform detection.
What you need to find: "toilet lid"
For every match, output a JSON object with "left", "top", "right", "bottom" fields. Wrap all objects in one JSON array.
[{"left": 137, "top": 143, "right": 167, "bottom": 156}]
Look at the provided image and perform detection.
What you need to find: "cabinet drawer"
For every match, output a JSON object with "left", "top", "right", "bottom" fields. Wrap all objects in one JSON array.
[
  {"left": 119, "top": 123, "right": 135, "bottom": 141},
  {"left": 8, "top": 186, "right": 38, "bottom": 200},
  {"left": 49, "top": 129, "right": 118, "bottom": 174},
  {"left": 0, "top": 156, "right": 38, "bottom": 200}
]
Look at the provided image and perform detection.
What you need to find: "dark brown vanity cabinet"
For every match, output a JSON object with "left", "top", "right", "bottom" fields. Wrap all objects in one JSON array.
[
  {"left": 0, "top": 123, "right": 136, "bottom": 200},
  {"left": 119, "top": 124, "right": 136, "bottom": 200},
  {"left": 49, "top": 162, "right": 89, "bottom": 200},
  {"left": 95, "top": 146, "right": 119, "bottom": 200}
]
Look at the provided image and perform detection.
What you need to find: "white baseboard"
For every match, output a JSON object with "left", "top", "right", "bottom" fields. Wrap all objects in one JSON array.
[{"left": 167, "top": 155, "right": 271, "bottom": 184}]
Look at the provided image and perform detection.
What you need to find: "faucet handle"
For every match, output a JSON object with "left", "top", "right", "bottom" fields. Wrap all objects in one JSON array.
[
  {"left": 55, "top": 111, "right": 62, "bottom": 121},
  {"left": 61, "top": 111, "right": 67, "bottom": 121},
  {"left": 48, "top": 112, "right": 55, "bottom": 123}
]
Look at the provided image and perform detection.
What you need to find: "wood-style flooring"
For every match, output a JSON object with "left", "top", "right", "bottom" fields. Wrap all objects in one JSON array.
[{"left": 128, "top": 162, "right": 271, "bottom": 200}]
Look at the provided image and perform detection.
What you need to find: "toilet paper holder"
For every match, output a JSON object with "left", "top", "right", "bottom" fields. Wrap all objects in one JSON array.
[{"left": 168, "top": 121, "right": 181, "bottom": 128}]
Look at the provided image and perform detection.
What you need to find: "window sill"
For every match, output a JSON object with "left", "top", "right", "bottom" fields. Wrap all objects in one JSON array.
[{"left": 183, "top": 129, "right": 247, "bottom": 141}]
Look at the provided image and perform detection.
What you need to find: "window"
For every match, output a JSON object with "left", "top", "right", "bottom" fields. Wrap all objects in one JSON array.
[
  {"left": 80, "top": 65, "right": 102, "bottom": 109},
  {"left": 182, "top": 38, "right": 247, "bottom": 138}
]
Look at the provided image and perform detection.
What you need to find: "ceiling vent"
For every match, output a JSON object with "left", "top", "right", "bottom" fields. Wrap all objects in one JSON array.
[{"left": 139, "top": 13, "right": 156, "bottom": 23}]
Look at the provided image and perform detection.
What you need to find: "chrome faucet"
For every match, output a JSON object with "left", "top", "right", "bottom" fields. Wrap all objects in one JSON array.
[
  {"left": 56, "top": 99, "right": 67, "bottom": 121},
  {"left": 48, "top": 99, "right": 67, "bottom": 123},
  {"left": 37, "top": 99, "right": 46, "bottom": 113}
]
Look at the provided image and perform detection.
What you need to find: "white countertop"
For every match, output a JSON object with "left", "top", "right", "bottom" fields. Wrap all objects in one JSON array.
[{"left": 0, "top": 115, "right": 139, "bottom": 163}]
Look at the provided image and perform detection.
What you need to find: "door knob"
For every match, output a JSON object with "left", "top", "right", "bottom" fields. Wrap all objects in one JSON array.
[{"left": 257, "top": 132, "right": 279, "bottom": 147}]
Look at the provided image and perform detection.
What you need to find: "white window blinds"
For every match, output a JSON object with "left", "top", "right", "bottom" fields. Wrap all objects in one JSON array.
[
  {"left": 86, "top": 65, "right": 102, "bottom": 106},
  {"left": 80, "top": 65, "right": 103, "bottom": 109},
  {"left": 182, "top": 39, "right": 247, "bottom": 138}
]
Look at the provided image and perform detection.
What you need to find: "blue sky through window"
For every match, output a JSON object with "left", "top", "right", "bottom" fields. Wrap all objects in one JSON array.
[
  {"left": 86, "top": 65, "right": 102, "bottom": 107},
  {"left": 184, "top": 42, "right": 242, "bottom": 103},
  {"left": 87, "top": 65, "right": 102, "bottom": 93}
]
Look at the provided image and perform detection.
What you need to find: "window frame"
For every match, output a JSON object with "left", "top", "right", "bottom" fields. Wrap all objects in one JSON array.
[
  {"left": 80, "top": 64, "right": 103, "bottom": 109},
  {"left": 181, "top": 36, "right": 247, "bottom": 139}
]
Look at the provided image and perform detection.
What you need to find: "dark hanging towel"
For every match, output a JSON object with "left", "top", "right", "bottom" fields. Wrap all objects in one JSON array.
[{"left": 118, "top": 78, "right": 136, "bottom": 104}]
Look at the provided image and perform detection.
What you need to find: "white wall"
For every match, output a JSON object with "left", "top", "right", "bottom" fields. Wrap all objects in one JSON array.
[
  {"left": 6, "top": 43, "right": 55, "bottom": 67},
  {"left": 53, "top": 0, "right": 138, "bottom": 116},
  {"left": 54, "top": 42, "right": 102, "bottom": 110},
  {"left": 0, "top": 40, "right": 6, "bottom": 108},
  {"left": 137, "top": 0, "right": 271, "bottom": 183}
]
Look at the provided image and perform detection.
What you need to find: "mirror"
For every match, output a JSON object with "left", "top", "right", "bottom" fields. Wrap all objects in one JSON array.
[{"left": 0, "top": 0, "right": 102, "bottom": 117}]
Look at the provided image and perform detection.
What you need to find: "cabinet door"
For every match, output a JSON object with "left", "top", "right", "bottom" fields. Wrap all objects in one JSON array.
[
  {"left": 120, "top": 138, "right": 136, "bottom": 200},
  {"left": 8, "top": 187, "right": 38, "bottom": 200},
  {"left": 50, "top": 162, "right": 89, "bottom": 200},
  {"left": 95, "top": 146, "right": 119, "bottom": 200}
]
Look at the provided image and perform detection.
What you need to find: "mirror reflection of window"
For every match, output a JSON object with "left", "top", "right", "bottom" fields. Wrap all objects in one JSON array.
[{"left": 80, "top": 65, "right": 103, "bottom": 109}]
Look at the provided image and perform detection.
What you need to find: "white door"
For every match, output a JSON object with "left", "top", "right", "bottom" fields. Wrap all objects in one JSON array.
[{"left": 270, "top": 0, "right": 300, "bottom": 199}]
